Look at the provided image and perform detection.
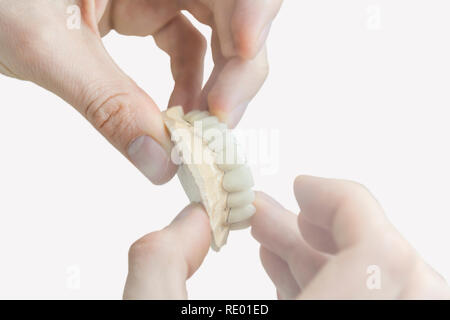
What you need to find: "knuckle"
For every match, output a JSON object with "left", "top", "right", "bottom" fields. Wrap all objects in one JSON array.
[
  {"left": 128, "top": 231, "right": 177, "bottom": 262},
  {"left": 84, "top": 91, "right": 135, "bottom": 147},
  {"left": 11, "top": 25, "right": 54, "bottom": 74},
  {"left": 25, "top": 25, "right": 52, "bottom": 51},
  {"left": 13, "top": 10, "right": 62, "bottom": 59},
  {"left": 193, "top": 31, "right": 207, "bottom": 55},
  {"left": 177, "top": 30, "right": 206, "bottom": 67}
]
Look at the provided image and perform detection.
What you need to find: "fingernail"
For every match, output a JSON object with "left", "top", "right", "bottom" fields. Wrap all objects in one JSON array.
[
  {"left": 227, "top": 102, "right": 248, "bottom": 128},
  {"left": 128, "top": 135, "right": 176, "bottom": 185}
]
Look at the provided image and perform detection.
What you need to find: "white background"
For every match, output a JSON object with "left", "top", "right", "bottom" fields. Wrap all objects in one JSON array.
[{"left": 1, "top": 0, "right": 450, "bottom": 299}]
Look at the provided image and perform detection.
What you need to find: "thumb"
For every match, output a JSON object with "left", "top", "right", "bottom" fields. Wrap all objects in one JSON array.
[
  {"left": 123, "top": 204, "right": 211, "bottom": 300},
  {"left": 20, "top": 1, "right": 176, "bottom": 184}
]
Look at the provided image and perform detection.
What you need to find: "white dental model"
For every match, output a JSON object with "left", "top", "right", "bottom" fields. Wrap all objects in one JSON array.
[{"left": 163, "top": 107, "right": 255, "bottom": 251}]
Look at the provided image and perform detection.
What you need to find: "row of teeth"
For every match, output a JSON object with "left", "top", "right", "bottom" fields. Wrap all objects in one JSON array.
[{"left": 184, "top": 110, "right": 256, "bottom": 228}]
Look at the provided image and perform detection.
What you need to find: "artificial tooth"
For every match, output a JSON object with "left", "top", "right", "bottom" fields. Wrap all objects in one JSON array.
[
  {"left": 208, "top": 135, "right": 225, "bottom": 153},
  {"left": 196, "top": 116, "right": 219, "bottom": 141},
  {"left": 216, "top": 135, "right": 246, "bottom": 171},
  {"left": 223, "top": 165, "right": 254, "bottom": 192},
  {"left": 217, "top": 162, "right": 241, "bottom": 172},
  {"left": 163, "top": 106, "right": 255, "bottom": 251},
  {"left": 228, "top": 204, "right": 256, "bottom": 224},
  {"left": 229, "top": 219, "right": 252, "bottom": 230},
  {"left": 227, "top": 189, "right": 255, "bottom": 208},
  {"left": 200, "top": 116, "right": 219, "bottom": 128},
  {"left": 183, "top": 110, "right": 201, "bottom": 123},
  {"left": 216, "top": 148, "right": 246, "bottom": 171},
  {"left": 203, "top": 124, "right": 226, "bottom": 143},
  {"left": 185, "top": 111, "right": 209, "bottom": 123},
  {"left": 164, "top": 107, "right": 230, "bottom": 250},
  {"left": 204, "top": 122, "right": 227, "bottom": 132}
]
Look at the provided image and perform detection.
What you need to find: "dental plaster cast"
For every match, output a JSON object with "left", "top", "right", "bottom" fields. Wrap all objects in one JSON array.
[{"left": 163, "top": 107, "right": 255, "bottom": 251}]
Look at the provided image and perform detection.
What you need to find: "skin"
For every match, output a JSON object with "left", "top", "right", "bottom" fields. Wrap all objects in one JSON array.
[
  {"left": 3, "top": 2, "right": 446, "bottom": 299},
  {"left": 0, "top": 0, "right": 283, "bottom": 184},
  {"left": 123, "top": 175, "right": 450, "bottom": 299}
]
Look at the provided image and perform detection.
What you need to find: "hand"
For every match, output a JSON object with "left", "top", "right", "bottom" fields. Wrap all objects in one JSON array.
[
  {"left": 252, "top": 176, "right": 450, "bottom": 299},
  {"left": 0, "top": 0, "right": 282, "bottom": 184},
  {"left": 123, "top": 203, "right": 211, "bottom": 299}
]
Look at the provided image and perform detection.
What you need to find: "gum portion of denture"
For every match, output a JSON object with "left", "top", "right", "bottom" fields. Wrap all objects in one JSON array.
[{"left": 183, "top": 110, "right": 256, "bottom": 227}]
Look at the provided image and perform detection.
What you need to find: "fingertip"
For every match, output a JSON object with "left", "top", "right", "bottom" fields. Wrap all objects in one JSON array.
[
  {"left": 169, "top": 203, "right": 211, "bottom": 278},
  {"left": 293, "top": 175, "right": 304, "bottom": 191},
  {"left": 171, "top": 203, "right": 210, "bottom": 231},
  {"left": 154, "top": 160, "right": 178, "bottom": 185},
  {"left": 207, "top": 91, "right": 229, "bottom": 123},
  {"left": 226, "top": 102, "right": 248, "bottom": 128},
  {"left": 231, "top": 0, "right": 280, "bottom": 59},
  {"left": 206, "top": 89, "right": 243, "bottom": 128},
  {"left": 206, "top": 47, "right": 269, "bottom": 127},
  {"left": 128, "top": 135, "right": 178, "bottom": 185},
  {"left": 251, "top": 191, "right": 285, "bottom": 233},
  {"left": 293, "top": 175, "right": 329, "bottom": 206},
  {"left": 293, "top": 174, "right": 317, "bottom": 189},
  {"left": 254, "top": 191, "right": 280, "bottom": 211},
  {"left": 150, "top": 149, "right": 179, "bottom": 185},
  {"left": 293, "top": 175, "right": 308, "bottom": 203}
]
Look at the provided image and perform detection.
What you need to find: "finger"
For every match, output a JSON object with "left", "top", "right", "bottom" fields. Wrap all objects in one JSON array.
[
  {"left": 105, "top": 0, "right": 179, "bottom": 36},
  {"left": 294, "top": 176, "right": 389, "bottom": 250},
  {"left": 179, "top": 0, "right": 213, "bottom": 26},
  {"left": 231, "top": 0, "right": 283, "bottom": 59},
  {"left": 206, "top": 46, "right": 269, "bottom": 127},
  {"left": 191, "top": 3, "right": 272, "bottom": 126},
  {"left": 196, "top": 0, "right": 282, "bottom": 59},
  {"left": 251, "top": 192, "right": 327, "bottom": 288},
  {"left": 298, "top": 214, "right": 338, "bottom": 255},
  {"left": 198, "top": 29, "right": 226, "bottom": 111},
  {"left": 210, "top": 0, "right": 236, "bottom": 58},
  {"left": 108, "top": 2, "right": 206, "bottom": 112},
  {"left": 123, "top": 203, "right": 211, "bottom": 299},
  {"left": 399, "top": 263, "right": 450, "bottom": 299},
  {"left": 154, "top": 13, "right": 207, "bottom": 112},
  {"left": 82, "top": 0, "right": 109, "bottom": 36},
  {"left": 260, "top": 246, "right": 301, "bottom": 300},
  {"left": 299, "top": 234, "right": 417, "bottom": 300},
  {"left": 16, "top": 1, "right": 178, "bottom": 185}
]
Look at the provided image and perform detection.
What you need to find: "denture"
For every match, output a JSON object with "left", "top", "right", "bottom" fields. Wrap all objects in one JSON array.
[{"left": 163, "top": 107, "right": 255, "bottom": 251}]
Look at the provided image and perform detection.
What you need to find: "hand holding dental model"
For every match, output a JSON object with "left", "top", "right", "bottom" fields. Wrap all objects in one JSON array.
[
  {"left": 2, "top": 0, "right": 447, "bottom": 300},
  {"left": 0, "top": 0, "right": 281, "bottom": 184},
  {"left": 163, "top": 107, "right": 256, "bottom": 250},
  {"left": 123, "top": 176, "right": 450, "bottom": 299}
]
